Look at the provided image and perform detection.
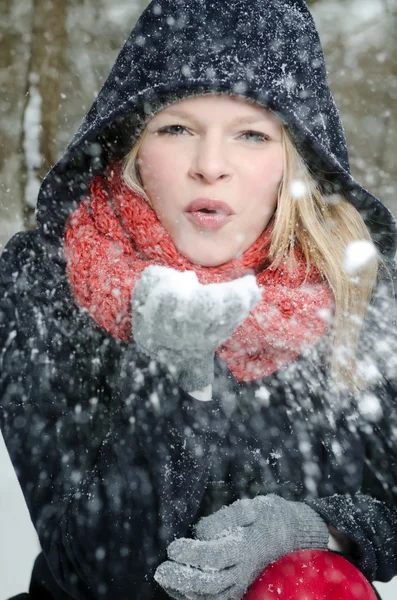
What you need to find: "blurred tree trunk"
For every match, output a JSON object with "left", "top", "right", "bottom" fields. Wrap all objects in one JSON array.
[
  {"left": 0, "top": 0, "right": 32, "bottom": 252},
  {"left": 375, "top": 0, "right": 397, "bottom": 180},
  {"left": 20, "top": 0, "right": 67, "bottom": 229}
]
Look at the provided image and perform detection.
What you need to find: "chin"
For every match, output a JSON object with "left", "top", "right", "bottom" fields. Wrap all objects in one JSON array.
[
  {"left": 174, "top": 226, "right": 243, "bottom": 267},
  {"left": 181, "top": 248, "right": 236, "bottom": 268}
]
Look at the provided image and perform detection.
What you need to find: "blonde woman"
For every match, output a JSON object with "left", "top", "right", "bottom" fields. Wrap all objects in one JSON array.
[{"left": 1, "top": 1, "right": 397, "bottom": 599}]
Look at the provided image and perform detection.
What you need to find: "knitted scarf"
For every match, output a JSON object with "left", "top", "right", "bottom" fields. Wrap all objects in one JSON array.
[{"left": 64, "top": 162, "right": 334, "bottom": 383}]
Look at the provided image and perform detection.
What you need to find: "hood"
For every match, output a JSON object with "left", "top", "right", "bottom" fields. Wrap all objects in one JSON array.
[{"left": 36, "top": 0, "right": 397, "bottom": 257}]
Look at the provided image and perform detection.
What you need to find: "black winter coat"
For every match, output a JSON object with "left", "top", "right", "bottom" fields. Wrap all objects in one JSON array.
[
  {"left": 2, "top": 0, "right": 397, "bottom": 598},
  {"left": 1, "top": 229, "right": 397, "bottom": 599}
]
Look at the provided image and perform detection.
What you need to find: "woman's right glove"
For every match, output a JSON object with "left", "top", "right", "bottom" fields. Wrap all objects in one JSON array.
[{"left": 132, "top": 265, "right": 262, "bottom": 393}]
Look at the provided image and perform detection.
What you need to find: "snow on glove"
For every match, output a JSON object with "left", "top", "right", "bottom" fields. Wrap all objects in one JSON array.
[
  {"left": 154, "top": 494, "right": 329, "bottom": 600},
  {"left": 132, "top": 265, "right": 262, "bottom": 393}
]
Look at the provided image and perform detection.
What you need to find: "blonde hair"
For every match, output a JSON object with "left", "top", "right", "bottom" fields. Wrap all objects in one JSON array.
[{"left": 122, "top": 120, "right": 379, "bottom": 391}]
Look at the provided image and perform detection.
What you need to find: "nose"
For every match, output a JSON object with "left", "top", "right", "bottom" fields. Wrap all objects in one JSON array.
[{"left": 189, "top": 135, "right": 232, "bottom": 184}]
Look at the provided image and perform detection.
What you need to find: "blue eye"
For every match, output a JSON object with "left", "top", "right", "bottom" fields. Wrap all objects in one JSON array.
[
  {"left": 241, "top": 131, "right": 269, "bottom": 142},
  {"left": 157, "top": 125, "right": 188, "bottom": 135}
]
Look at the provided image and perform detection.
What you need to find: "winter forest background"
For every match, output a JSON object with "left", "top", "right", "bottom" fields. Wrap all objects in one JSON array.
[{"left": 0, "top": 0, "right": 397, "bottom": 597}]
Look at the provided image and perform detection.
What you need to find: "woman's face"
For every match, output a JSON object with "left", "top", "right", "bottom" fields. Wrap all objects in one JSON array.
[{"left": 137, "top": 95, "right": 284, "bottom": 267}]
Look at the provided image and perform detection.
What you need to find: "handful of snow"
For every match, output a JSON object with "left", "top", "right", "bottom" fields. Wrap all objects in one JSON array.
[
  {"left": 141, "top": 265, "right": 262, "bottom": 319},
  {"left": 342, "top": 240, "right": 377, "bottom": 275}
]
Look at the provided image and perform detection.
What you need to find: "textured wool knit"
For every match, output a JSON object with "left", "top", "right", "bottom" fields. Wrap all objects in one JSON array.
[{"left": 64, "top": 162, "right": 334, "bottom": 382}]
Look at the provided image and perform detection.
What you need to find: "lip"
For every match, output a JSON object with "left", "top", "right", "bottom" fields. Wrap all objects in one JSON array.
[
  {"left": 185, "top": 198, "right": 234, "bottom": 216},
  {"left": 185, "top": 211, "right": 232, "bottom": 230}
]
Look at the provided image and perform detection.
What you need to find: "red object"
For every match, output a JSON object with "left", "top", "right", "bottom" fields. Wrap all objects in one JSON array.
[{"left": 244, "top": 550, "right": 377, "bottom": 600}]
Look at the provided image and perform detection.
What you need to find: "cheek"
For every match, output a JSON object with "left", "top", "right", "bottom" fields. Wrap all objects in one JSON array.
[
  {"left": 138, "top": 146, "right": 176, "bottom": 196},
  {"left": 244, "top": 151, "right": 284, "bottom": 193}
]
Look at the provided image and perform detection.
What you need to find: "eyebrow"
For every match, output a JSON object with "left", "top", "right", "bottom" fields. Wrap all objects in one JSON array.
[{"left": 158, "top": 109, "right": 273, "bottom": 126}]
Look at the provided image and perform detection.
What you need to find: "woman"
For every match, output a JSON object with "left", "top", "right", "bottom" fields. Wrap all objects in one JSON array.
[{"left": 1, "top": 0, "right": 397, "bottom": 599}]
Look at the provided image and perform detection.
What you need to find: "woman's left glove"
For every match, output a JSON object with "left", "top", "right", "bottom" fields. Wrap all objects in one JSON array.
[{"left": 154, "top": 494, "right": 329, "bottom": 600}]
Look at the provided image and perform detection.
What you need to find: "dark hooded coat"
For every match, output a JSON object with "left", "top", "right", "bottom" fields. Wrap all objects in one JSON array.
[{"left": 1, "top": 1, "right": 397, "bottom": 599}]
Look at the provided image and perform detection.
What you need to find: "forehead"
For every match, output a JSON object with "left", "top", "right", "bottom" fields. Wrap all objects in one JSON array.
[{"left": 153, "top": 94, "right": 280, "bottom": 126}]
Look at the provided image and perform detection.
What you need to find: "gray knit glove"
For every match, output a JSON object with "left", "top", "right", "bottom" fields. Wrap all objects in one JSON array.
[
  {"left": 132, "top": 265, "right": 262, "bottom": 393},
  {"left": 154, "top": 494, "right": 329, "bottom": 600}
]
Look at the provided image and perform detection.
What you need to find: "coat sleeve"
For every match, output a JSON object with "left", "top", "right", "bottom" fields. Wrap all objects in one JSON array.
[
  {"left": 306, "top": 428, "right": 397, "bottom": 582},
  {"left": 306, "top": 261, "right": 397, "bottom": 583},
  {"left": 0, "top": 230, "right": 226, "bottom": 599}
]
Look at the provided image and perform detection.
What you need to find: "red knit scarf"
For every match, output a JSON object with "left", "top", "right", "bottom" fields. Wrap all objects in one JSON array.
[{"left": 64, "top": 162, "right": 334, "bottom": 383}]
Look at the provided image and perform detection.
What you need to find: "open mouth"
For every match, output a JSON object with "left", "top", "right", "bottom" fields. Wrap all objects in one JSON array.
[{"left": 185, "top": 198, "right": 234, "bottom": 216}]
